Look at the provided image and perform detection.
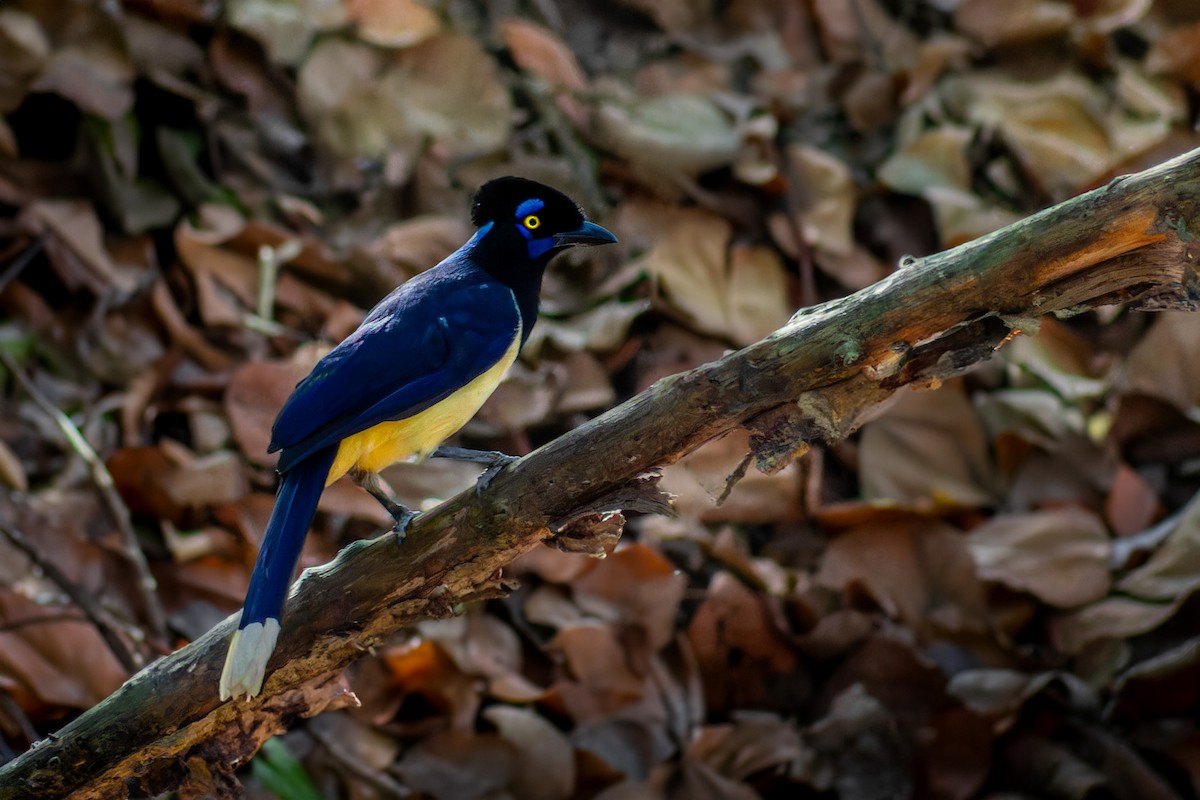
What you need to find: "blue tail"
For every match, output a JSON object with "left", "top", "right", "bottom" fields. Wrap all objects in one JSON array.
[
  {"left": 240, "top": 445, "right": 336, "bottom": 629},
  {"left": 220, "top": 445, "right": 336, "bottom": 700}
]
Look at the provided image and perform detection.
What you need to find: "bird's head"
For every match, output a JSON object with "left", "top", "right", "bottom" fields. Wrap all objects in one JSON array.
[{"left": 467, "top": 177, "right": 617, "bottom": 285}]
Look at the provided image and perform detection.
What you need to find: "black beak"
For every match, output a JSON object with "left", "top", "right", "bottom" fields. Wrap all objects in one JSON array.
[{"left": 552, "top": 221, "right": 618, "bottom": 248}]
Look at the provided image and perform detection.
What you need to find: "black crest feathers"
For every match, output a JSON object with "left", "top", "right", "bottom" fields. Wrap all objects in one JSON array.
[{"left": 471, "top": 177, "right": 585, "bottom": 229}]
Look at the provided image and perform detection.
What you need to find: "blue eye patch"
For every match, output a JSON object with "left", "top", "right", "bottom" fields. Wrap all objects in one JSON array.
[
  {"left": 514, "top": 198, "right": 553, "bottom": 257},
  {"left": 525, "top": 236, "right": 554, "bottom": 258},
  {"left": 516, "top": 198, "right": 545, "bottom": 219}
]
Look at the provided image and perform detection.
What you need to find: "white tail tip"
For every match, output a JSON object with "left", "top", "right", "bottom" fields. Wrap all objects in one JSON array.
[{"left": 219, "top": 619, "right": 281, "bottom": 701}]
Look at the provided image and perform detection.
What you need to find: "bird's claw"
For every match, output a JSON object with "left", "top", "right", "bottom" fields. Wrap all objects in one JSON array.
[
  {"left": 474, "top": 461, "right": 513, "bottom": 496},
  {"left": 392, "top": 508, "right": 418, "bottom": 544},
  {"left": 430, "top": 446, "right": 519, "bottom": 496},
  {"left": 481, "top": 452, "right": 520, "bottom": 469}
]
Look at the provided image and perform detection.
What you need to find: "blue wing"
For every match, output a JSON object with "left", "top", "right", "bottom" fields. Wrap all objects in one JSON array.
[{"left": 271, "top": 257, "right": 521, "bottom": 473}]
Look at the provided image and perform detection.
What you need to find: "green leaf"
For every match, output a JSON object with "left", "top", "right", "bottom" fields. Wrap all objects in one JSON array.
[{"left": 251, "top": 737, "right": 323, "bottom": 800}]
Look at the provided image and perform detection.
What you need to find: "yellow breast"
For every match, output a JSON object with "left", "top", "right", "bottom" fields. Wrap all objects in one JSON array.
[{"left": 326, "top": 328, "right": 522, "bottom": 485}]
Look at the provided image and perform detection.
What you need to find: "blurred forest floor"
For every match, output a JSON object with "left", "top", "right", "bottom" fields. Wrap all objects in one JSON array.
[{"left": 3, "top": 0, "right": 1200, "bottom": 798}]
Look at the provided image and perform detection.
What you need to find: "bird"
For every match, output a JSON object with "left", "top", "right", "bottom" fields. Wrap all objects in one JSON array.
[{"left": 219, "top": 177, "right": 617, "bottom": 700}]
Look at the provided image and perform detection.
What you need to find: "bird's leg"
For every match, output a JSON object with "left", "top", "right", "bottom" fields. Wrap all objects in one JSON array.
[
  {"left": 431, "top": 445, "right": 519, "bottom": 494},
  {"left": 351, "top": 468, "right": 418, "bottom": 542}
]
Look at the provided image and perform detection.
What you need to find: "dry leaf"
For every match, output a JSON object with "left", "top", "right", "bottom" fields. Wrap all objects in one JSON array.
[
  {"left": 615, "top": 0, "right": 710, "bottom": 32},
  {"left": 502, "top": 20, "right": 589, "bottom": 92},
  {"left": 523, "top": 299, "right": 652, "bottom": 358},
  {"left": 471, "top": 362, "right": 557, "bottom": 436},
  {"left": 1105, "top": 463, "right": 1161, "bottom": 537},
  {"left": 515, "top": 546, "right": 594, "bottom": 585},
  {"left": 296, "top": 38, "right": 391, "bottom": 158},
  {"left": 0, "top": 436, "right": 28, "bottom": 492},
  {"left": 954, "top": 0, "right": 1074, "bottom": 47},
  {"left": 551, "top": 624, "right": 647, "bottom": 700},
  {"left": 1054, "top": 501, "right": 1200, "bottom": 652},
  {"left": 572, "top": 544, "right": 687, "bottom": 650},
  {"left": 661, "top": 428, "right": 799, "bottom": 524},
  {"left": 946, "top": 668, "right": 1059, "bottom": 719},
  {"left": 109, "top": 446, "right": 248, "bottom": 521},
  {"left": 966, "top": 508, "right": 1111, "bottom": 608},
  {"left": 593, "top": 92, "right": 741, "bottom": 178},
  {"left": 1125, "top": 312, "right": 1200, "bottom": 410},
  {"left": 0, "top": 9, "right": 50, "bottom": 113},
  {"left": 227, "top": 0, "right": 345, "bottom": 64},
  {"left": 687, "top": 714, "right": 810, "bottom": 782},
  {"left": 569, "top": 713, "right": 674, "bottom": 781},
  {"left": 1108, "top": 634, "right": 1200, "bottom": 724},
  {"left": 224, "top": 360, "right": 310, "bottom": 467},
  {"left": 688, "top": 571, "right": 804, "bottom": 714},
  {"left": 0, "top": 594, "right": 128, "bottom": 708},
  {"left": 811, "top": 0, "right": 919, "bottom": 65},
  {"left": 1075, "top": 0, "right": 1153, "bottom": 35},
  {"left": 31, "top": 17, "right": 134, "bottom": 120},
  {"left": 523, "top": 585, "right": 589, "bottom": 631},
  {"left": 1116, "top": 505, "right": 1200, "bottom": 601},
  {"left": 360, "top": 214, "right": 471, "bottom": 278},
  {"left": 787, "top": 144, "right": 858, "bottom": 257},
  {"left": 923, "top": 707, "right": 993, "bottom": 800},
  {"left": 1052, "top": 597, "right": 1181, "bottom": 655},
  {"left": 396, "top": 730, "right": 515, "bottom": 799},
  {"left": 556, "top": 351, "right": 617, "bottom": 414},
  {"left": 346, "top": 0, "right": 440, "bottom": 48},
  {"left": 804, "top": 680, "right": 912, "bottom": 796},
  {"left": 176, "top": 209, "right": 336, "bottom": 328},
  {"left": 673, "top": 758, "right": 760, "bottom": 800},
  {"left": 377, "top": 34, "right": 513, "bottom": 159},
  {"left": 878, "top": 126, "right": 973, "bottom": 195},
  {"left": 859, "top": 382, "right": 999, "bottom": 509},
  {"left": 483, "top": 706, "right": 577, "bottom": 800},
  {"left": 383, "top": 637, "right": 481, "bottom": 730},
  {"left": 591, "top": 781, "right": 661, "bottom": 800},
  {"left": 31, "top": 200, "right": 137, "bottom": 294},
  {"left": 1146, "top": 21, "right": 1200, "bottom": 86},
  {"left": 817, "top": 517, "right": 989, "bottom": 637},
  {"left": 942, "top": 72, "right": 1116, "bottom": 199},
  {"left": 638, "top": 207, "right": 791, "bottom": 346}
]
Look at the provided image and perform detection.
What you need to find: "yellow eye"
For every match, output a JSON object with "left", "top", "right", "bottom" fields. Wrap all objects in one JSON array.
[{"left": 523, "top": 214, "right": 541, "bottom": 230}]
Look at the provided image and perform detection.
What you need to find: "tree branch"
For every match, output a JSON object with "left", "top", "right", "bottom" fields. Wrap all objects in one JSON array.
[{"left": 4, "top": 148, "right": 1200, "bottom": 798}]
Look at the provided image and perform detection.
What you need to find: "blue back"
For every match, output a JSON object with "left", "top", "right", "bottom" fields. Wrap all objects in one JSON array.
[{"left": 271, "top": 252, "right": 521, "bottom": 473}]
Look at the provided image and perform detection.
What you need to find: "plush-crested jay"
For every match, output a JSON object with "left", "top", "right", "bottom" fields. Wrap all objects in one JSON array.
[{"left": 219, "top": 177, "right": 617, "bottom": 700}]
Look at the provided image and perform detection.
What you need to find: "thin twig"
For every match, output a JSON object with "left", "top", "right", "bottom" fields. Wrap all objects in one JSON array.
[
  {"left": 0, "top": 525, "right": 139, "bottom": 672},
  {"left": 0, "top": 611, "right": 89, "bottom": 633},
  {"left": 1109, "top": 489, "right": 1200, "bottom": 570},
  {"left": 518, "top": 76, "right": 608, "bottom": 216},
  {"left": 0, "top": 235, "right": 45, "bottom": 295},
  {"left": 242, "top": 241, "right": 302, "bottom": 337},
  {"left": 308, "top": 724, "right": 414, "bottom": 798},
  {"left": 0, "top": 690, "right": 39, "bottom": 755},
  {"left": 0, "top": 349, "right": 168, "bottom": 645},
  {"left": 717, "top": 451, "right": 753, "bottom": 506}
]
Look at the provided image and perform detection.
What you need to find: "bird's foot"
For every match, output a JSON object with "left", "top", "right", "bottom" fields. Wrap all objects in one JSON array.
[
  {"left": 390, "top": 505, "right": 418, "bottom": 544},
  {"left": 431, "top": 446, "right": 519, "bottom": 496},
  {"left": 351, "top": 468, "right": 418, "bottom": 541},
  {"left": 474, "top": 461, "right": 513, "bottom": 495},
  {"left": 432, "top": 445, "right": 518, "bottom": 469}
]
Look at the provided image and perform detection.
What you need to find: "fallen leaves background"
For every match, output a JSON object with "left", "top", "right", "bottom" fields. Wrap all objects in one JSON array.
[{"left": 2, "top": 0, "right": 1200, "bottom": 797}]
